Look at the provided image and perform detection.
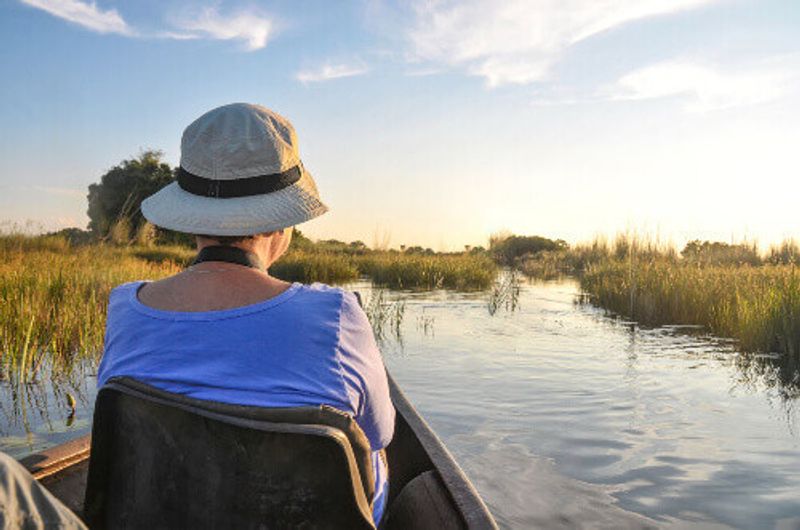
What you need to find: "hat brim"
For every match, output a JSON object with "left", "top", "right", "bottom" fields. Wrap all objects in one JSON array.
[{"left": 141, "top": 167, "right": 328, "bottom": 236}]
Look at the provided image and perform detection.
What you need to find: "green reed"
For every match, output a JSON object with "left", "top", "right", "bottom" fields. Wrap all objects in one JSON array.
[
  {"left": 363, "top": 289, "right": 406, "bottom": 343},
  {"left": 0, "top": 237, "right": 183, "bottom": 383},
  {"left": 270, "top": 250, "right": 359, "bottom": 284},
  {"left": 355, "top": 252, "right": 497, "bottom": 290},
  {"left": 581, "top": 259, "right": 800, "bottom": 359},
  {"left": 517, "top": 233, "right": 800, "bottom": 363}
]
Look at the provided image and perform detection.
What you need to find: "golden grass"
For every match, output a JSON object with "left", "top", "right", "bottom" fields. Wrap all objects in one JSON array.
[
  {"left": 580, "top": 259, "right": 800, "bottom": 359},
  {"left": 519, "top": 234, "right": 800, "bottom": 362},
  {"left": 0, "top": 239, "right": 182, "bottom": 383},
  {"left": 355, "top": 252, "right": 497, "bottom": 290}
]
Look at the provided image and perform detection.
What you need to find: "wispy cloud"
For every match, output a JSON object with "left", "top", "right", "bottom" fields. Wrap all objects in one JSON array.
[
  {"left": 407, "top": 0, "right": 719, "bottom": 87},
  {"left": 20, "top": 0, "right": 131, "bottom": 35},
  {"left": 608, "top": 60, "right": 791, "bottom": 112},
  {"left": 295, "top": 62, "right": 368, "bottom": 83},
  {"left": 19, "top": 1, "right": 274, "bottom": 51},
  {"left": 172, "top": 7, "right": 273, "bottom": 51}
]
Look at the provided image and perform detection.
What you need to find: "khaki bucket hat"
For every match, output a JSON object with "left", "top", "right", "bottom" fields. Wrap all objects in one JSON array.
[{"left": 141, "top": 103, "right": 328, "bottom": 236}]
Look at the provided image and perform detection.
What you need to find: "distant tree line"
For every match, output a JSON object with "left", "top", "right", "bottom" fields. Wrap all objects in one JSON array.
[{"left": 64, "top": 150, "right": 800, "bottom": 267}]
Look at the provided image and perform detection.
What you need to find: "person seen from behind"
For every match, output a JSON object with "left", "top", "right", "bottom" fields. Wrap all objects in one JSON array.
[{"left": 96, "top": 103, "right": 395, "bottom": 526}]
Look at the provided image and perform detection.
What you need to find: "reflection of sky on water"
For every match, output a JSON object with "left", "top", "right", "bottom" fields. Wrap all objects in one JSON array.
[
  {"left": 0, "top": 361, "right": 96, "bottom": 458},
  {"left": 367, "top": 278, "right": 800, "bottom": 529},
  {"left": 2, "top": 277, "right": 799, "bottom": 528}
]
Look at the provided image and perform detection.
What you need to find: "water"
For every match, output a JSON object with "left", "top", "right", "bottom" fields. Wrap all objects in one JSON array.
[{"left": 2, "top": 277, "right": 799, "bottom": 529}]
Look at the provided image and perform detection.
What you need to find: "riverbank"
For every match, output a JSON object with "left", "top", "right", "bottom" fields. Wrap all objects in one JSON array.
[{"left": 519, "top": 237, "right": 800, "bottom": 366}]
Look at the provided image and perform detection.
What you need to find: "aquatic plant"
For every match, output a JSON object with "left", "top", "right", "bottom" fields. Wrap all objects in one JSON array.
[
  {"left": 488, "top": 270, "right": 521, "bottom": 316},
  {"left": 271, "top": 250, "right": 359, "bottom": 284},
  {"left": 580, "top": 259, "right": 800, "bottom": 360},
  {"left": 363, "top": 289, "right": 406, "bottom": 343},
  {"left": 356, "top": 252, "right": 496, "bottom": 290},
  {"left": 0, "top": 236, "right": 182, "bottom": 384}
]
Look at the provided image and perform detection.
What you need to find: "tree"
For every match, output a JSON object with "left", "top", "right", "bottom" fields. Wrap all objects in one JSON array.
[
  {"left": 681, "top": 240, "right": 761, "bottom": 266},
  {"left": 87, "top": 150, "right": 174, "bottom": 237},
  {"left": 490, "top": 234, "right": 568, "bottom": 265}
]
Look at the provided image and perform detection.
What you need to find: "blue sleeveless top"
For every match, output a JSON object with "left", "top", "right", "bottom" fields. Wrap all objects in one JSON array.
[{"left": 97, "top": 281, "right": 395, "bottom": 524}]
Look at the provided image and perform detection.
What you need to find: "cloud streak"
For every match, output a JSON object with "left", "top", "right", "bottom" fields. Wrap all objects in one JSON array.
[
  {"left": 407, "top": 0, "right": 719, "bottom": 87},
  {"left": 609, "top": 60, "right": 790, "bottom": 112},
  {"left": 19, "top": 1, "right": 274, "bottom": 51},
  {"left": 295, "top": 62, "right": 368, "bottom": 83},
  {"left": 20, "top": 0, "right": 131, "bottom": 35},
  {"left": 172, "top": 7, "right": 272, "bottom": 51}
]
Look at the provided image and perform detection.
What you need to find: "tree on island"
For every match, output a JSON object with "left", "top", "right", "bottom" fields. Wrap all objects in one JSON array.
[
  {"left": 86, "top": 150, "right": 174, "bottom": 241},
  {"left": 490, "top": 234, "right": 568, "bottom": 265}
]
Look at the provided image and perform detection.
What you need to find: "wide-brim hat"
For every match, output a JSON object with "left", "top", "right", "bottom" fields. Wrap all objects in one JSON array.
[{"left": 142, "top": 103, "right": 328, "bottom": 236}]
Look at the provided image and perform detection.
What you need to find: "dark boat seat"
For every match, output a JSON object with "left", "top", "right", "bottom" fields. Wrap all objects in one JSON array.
[{"left": 83, "top": 377, "right": 377, "bottom": 529}]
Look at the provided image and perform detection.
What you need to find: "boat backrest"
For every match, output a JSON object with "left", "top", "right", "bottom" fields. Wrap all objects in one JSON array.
[{"left": 83, "top": 377, "right": 376, "bottom": 530}]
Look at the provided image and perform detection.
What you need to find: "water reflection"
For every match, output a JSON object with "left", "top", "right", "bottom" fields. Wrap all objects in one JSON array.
[
  {"left": 610, "top": 314, "right": 800, "bottom": 415},
  {"left": 0, "top": 359, "right": 95, "bottom": 457},
  {"left": 379, "top": 278, "right": 800, "bottom": 528}
]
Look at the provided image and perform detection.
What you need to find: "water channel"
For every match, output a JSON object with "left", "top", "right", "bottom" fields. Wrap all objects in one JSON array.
[{"left": 2, "top": 277, "right": 799, "bottom": 529}]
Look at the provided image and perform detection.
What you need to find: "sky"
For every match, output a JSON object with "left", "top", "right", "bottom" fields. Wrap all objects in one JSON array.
[{"left": 1, "top": 0, "right": 799, "bottom": 251}]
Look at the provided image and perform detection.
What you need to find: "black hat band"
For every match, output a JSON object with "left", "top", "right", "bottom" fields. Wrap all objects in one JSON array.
[{"left": 177, "top": 165, "right": 301, "bottom": 198}]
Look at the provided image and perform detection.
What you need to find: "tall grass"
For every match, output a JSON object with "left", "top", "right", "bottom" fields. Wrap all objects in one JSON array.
[
  {"left": 579, "top": 256, "right": 800, "bottom": 362},
  {"left": 356, "top": 252, "right": 497, "bottom": 290},
  {"left": 270, "top": 250, "right": 359, "bottom": 284},
  {"left": 519, "top": 233, "right": 800, "bottom": 367},
  {"left": 0, "top": 237, "right": 182, "bottom": 383}
]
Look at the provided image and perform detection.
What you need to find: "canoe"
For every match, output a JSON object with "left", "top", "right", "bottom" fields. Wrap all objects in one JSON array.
[{"left": 19, "top": 374, "right": 498, "bottom": 529}]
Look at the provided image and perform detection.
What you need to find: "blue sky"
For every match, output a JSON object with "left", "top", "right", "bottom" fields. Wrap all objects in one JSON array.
[{"left": 1, "top": 0, "right": 799, "bottom": 250}]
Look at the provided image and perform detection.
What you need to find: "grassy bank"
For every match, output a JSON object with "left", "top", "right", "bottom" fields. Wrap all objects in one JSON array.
[
  {"left": 355, "top": 252, "right": 496, "bottom": 290},
  {"left": 0, "top": 237, "right": 182, "bottom": 383},
  {"left": 519, "top": 236, "right": 800, "bottom": 362},
  {"left": 582, "top": 260, "right": 800, "bottom": 358}
]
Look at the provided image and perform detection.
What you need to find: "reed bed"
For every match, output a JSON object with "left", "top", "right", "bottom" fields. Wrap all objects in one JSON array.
[
  {"left": 0, "top": 238, "right": 181, "bottom": 383},
  {"left": 270, "top": 251, "right": 359, "bottom": 284},
  {"left": 517, "top": 234, "right": 800, "bottom": 365},
  {"left": 581, "top": 259, "right": 800, "bottom": 360},
  {"left": 355, "top": 252, "right": 497, "bottom": 290}
]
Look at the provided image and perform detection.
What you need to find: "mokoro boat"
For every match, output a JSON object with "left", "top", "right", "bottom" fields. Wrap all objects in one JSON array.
[{"left": 19, "top": 374, "right": 498, "bottom": 529}]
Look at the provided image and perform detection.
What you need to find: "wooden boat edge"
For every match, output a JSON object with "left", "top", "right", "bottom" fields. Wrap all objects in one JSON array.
[
  {"left": 386, "top": 374, "right": 498, "bottom": 529},
  {"left": 20, "top": 434, "right": 91, "bottom": 481}
]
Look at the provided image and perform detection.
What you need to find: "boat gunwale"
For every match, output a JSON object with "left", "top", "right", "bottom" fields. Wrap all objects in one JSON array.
[{"left": 386, "top": 374, "right": 498, "bottom": 530}]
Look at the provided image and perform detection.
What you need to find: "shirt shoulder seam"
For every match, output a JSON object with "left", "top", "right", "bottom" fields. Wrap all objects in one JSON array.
[{"left": 332, "top": 289, "right": 361, "bottom": 416}]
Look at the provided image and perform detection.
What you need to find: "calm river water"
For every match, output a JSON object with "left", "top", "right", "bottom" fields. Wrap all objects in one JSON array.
[{"left": 2, "top": 277, "right": 799, "bottom": 529}]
